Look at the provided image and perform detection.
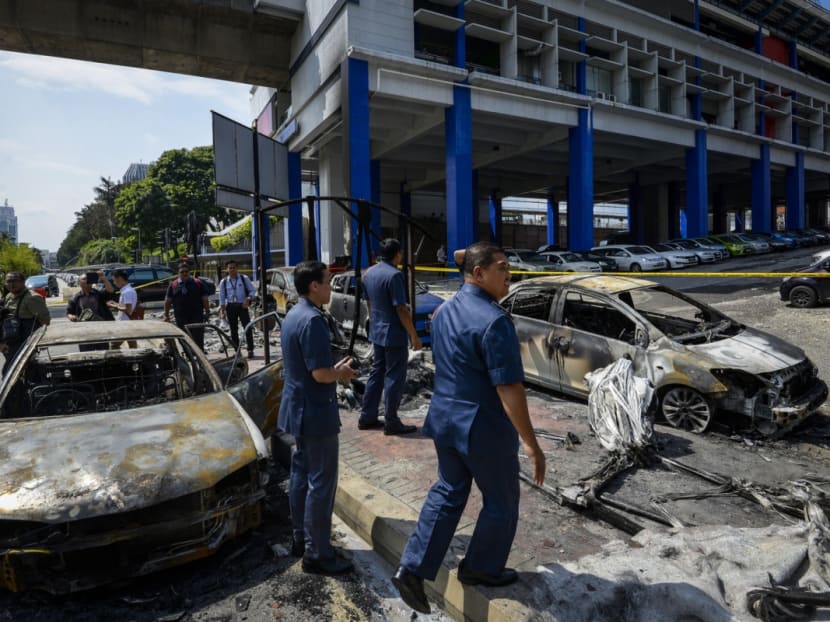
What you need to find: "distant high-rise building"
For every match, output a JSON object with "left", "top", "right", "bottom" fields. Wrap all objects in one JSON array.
[
  {"left": 0, "top": 199, "right": 18, "bottom": 244},
  {"left": 122, "top": 162, "right": 151, "bottom": 184}
]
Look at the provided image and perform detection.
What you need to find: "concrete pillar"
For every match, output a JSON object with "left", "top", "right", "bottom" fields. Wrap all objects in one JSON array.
[
  {"left": 785, "top": 152, "right": 805, "bottom": 229},
  {"left": 751, "top": 144, "right": 772, "bottom": 233},
  {"left": 712, "top": 187, "right": 727, "bottom": 233},
  {"left": 667, "top": 181, "right": 680, "bottom": 240},
  {"left": 628, "top": 180, "right": 644, "bottom": 243},
  {"left": 567, "top": 107, "right": 594, "bottom": 250},
  {"left": 641, "top": 184, "right": 669, "bottom": 243},
  {"left": 685, "top": 129, "right": 708, "bottom": 237},
  {"left": 286, "top": 151, "right": 303, "bottom": 265},
  {"left": 342, "top": 56, "right": 371, "bottom": 267},
  {"left": 446, "top": 84, "right": 474, "bottom": 257},
  {"left": 318, "top": 140, "right": 347, "bottom": 264}
]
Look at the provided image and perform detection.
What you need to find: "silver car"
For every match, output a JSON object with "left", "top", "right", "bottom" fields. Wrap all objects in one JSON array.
[
  {"left": 502, "top": 275, "right": 827, "bottom": 435},
  {"left": 668, "top": 239, "right": 725, "bottom": 262},
  {"left": 735, "top": 233, "right": 771, "bottom": 254},
  {"left": 589, "top": 245, "right": 668, "bottom": 272},
  {"left": 646, "top": 244, "right": 700, "bottom": 269},
  {"left": 539, "top": 251, "right": 602, "bottom": 273}
]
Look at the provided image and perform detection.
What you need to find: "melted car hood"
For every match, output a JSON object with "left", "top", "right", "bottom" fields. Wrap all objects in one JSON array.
[
  {"left": 686, "top": 327, "right": 806, "bottom": 372},
  {"left": 0, "top": 392, "right": 260, "bottom": 523}
]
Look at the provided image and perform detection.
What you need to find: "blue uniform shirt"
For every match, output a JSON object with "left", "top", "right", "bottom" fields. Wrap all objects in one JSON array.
[
  {"left": 363, "top": 260, "right": 408, "bottom": 347},
  {"left": 422, "top": 283, "right": 525, "bottom": 457},
  {"left": 277, "top": 297, "right": 340, "bottom": 437}
]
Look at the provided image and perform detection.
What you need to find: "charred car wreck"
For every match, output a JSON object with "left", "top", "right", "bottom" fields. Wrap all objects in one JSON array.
[
  {"left": 0, "top": 320, "right": 283, "bottom": 593},
  {"left": 502, "top": 275, "right": 827, "bottom": 434}
]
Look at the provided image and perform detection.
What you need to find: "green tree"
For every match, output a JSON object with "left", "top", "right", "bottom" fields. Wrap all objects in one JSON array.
[
  {"left": 0, "top": 240, "right": 42, "bottom": 275},
  {"left": 114, "top": 179, "right": 171, "bottom": 252},
  {"left": 56, "top": 177, "right": 122, "bottom": 265},
  {"left": 78, "top": 238, "right": 129, "bottom": 265}
]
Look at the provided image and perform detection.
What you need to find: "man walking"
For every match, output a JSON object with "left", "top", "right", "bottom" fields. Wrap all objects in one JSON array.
[
  {"left": 164, "top": 263, "right": 210, "bottom": 350},
  {"left": 391, "top": 242, "right": 546, "bottom": 614},
  {"left": 358, "top": 238, "right": 422, "bottom": 435},
  {"left": 278, "top": 260, "right": 358, "bottom": 575},
  {"left": 218, "top": 260, "right": 256, "bottom": 358},
  {"left": 0, "top": 271, "right": 50, "bottom": 373}
]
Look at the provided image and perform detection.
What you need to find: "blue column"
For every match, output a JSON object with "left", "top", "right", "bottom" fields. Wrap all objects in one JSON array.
[
  {"left": 786, "top": 152, "right": 805, "bottom": 229},
  {"left": 313, "top": 180, "right": 321, "bottom": 258},
  {"left": 488, "top": 190, "right": 502, "bottom": 243},
  {"left": 446, "top": 84, "right": 474, "bottom": 256},
  {"left": 343, "top": 57, "right": 371, "bottom": 267},
  {"left": 567, "top": 107, "right": 594, "bottom": 250},
  {"left": 751, "top": 143, "right": 772, "bottom": 233},
  {"left": 546, "top": 189, "right": 557, "bottom": 247},
  {"left": 685, "top": 128, "right": 708, "bottom": 237},
  {"left": 370, "top": 159, "right": 381, "bottom": 257},
  {"left": 287, "top": 151, "right": 303, "bottom": 265}
]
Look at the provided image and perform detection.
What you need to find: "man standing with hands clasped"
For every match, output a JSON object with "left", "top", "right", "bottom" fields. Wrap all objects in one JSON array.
[
  {"left": 357, "top": 238, "right": 422, "bottom": 435},
  {"left": 218, "top": 260, "right": 256, "bottom": 358},
  {"left": 278, "top": 260, "right": 359, "bottom": 575},
  {"left": 391, "top": 242, "right": 546, "bottom": 615}
]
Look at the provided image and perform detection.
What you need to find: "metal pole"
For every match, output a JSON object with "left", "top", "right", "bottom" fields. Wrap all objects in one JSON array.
[{"left": 252, "top": 119, "right": 271, "bottom": 365}]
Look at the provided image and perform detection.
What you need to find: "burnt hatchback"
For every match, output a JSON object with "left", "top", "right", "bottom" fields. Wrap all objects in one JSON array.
[
  {"left": 0, "top": 320, "right": 283, "bottom": 593},
  {"left": 503, "top": 275, "right": 827, "bottom": 434}
]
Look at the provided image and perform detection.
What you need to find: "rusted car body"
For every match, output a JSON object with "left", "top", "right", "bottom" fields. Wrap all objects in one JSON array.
[
  {"left": 0, "top": 320, "right": 283, "bottom": 593},
  {"left": 502, "top": 275, "right": 827, "bottom": 434}
]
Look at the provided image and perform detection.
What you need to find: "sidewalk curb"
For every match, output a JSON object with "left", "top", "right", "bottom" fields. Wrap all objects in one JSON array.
[{"left": 336, "top": 462, "right": 534, "bottom": 622}]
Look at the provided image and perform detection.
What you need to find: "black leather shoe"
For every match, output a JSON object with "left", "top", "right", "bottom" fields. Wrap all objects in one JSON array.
[
  {"left": 302, "top": 554, "right": 354, "bottom": 575},
  {"left": 357, "top": 420, "right": 384, "bottom": 430},
  {"left": 290, "top": 536, "right": 304, "bottom": 558},
  {"left": 384, "top": 423, "right": 417, "bottom": 436},
  {"left": 457, "top": 560, "right": 518, "bottom": 587},
  {"left": 392, "top": 566, "right": 431, "bottom": 614}
]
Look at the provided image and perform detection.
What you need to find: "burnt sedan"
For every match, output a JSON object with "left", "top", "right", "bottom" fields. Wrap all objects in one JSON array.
[
  {"left": 0, "top": 320, "right": 283, "bottom": 593},
  {"left": 503, "top": 275, "right": 827, "bottom": 434}
]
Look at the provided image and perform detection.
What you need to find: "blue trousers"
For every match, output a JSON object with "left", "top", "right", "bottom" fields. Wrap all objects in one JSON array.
[
  {"left": 359, "top": 343, "right": 407, "bottom": 427},
  {"left": 400, "top": 442, "right": 520, "bottom": 580},
  {"left": 288, "top": 434, "right": 339, "bottom": 561}
]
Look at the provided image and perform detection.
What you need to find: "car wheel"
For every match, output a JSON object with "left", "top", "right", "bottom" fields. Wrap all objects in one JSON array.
[
  {"left": 629, "top": 263, "right": 642, "bottom": 272},
  {"left": 789, "top": 285, "right": 818, "bottom": 309},
  {"left": 660, "top": 386, "right": 712, "bottom": 433}
]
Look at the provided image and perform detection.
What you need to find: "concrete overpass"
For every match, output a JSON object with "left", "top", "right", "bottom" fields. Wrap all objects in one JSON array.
[{"left": 0, "top": 0, "right": 302, "bottom": 87}]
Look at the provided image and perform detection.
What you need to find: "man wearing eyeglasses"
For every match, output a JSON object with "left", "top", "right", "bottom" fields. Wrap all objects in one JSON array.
[
  {"left": 0, "top": 271, "right": 50, "bottom": 373},
  {"left": 164, "top": 263, "right": 211, "bottom": 350}
]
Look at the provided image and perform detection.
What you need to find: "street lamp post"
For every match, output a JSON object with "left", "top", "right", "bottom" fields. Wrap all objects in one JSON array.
[{"left": 132, "top": 227, "right": 142, "bottom": 263}]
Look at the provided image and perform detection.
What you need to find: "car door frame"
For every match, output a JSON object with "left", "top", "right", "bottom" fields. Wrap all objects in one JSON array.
[
  {"left": 502, "top": 286, "right": 560, "bottom": 391},
  {"left": 550, "top": 286, "right": 649, "bottom": 398}
]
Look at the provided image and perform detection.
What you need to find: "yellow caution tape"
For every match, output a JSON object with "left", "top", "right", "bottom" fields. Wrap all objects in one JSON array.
[{"left": 411, "top": 266, "right": 830, "bottom": 278}]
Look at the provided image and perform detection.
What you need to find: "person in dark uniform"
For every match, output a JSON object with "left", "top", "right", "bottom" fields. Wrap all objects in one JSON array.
[
  {"left": 391, "top": 242, "right": 546, "bottom": 615},
  {"left": 163, "top": 263, "right": 210, "bottom": 350},
  {"left": 278, "top": 260, "right": 359, "bottom": 576},
  {"left": 357, "top": 238, "right": 422, "bottom": 435}
]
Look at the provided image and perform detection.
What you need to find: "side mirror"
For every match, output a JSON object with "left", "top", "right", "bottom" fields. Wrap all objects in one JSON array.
[{"left": 634, "top": 327, "right": 649, "bottom": 348}]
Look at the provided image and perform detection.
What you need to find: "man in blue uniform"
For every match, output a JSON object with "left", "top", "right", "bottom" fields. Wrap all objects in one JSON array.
[
  {"left": 391, "top": 242, "right": 546, "bottom": 614},
  {"left": 358, "top": 238, "right": 422, "bottom": 435},
  {"left": 278, "top": 260, "right": 358, "bottom": 575}
]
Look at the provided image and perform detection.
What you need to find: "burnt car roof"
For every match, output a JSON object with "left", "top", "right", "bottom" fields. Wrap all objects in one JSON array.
[
  {"left": 509, "top": 274, "right": 656, "bottom": 294},
  {"left": 37, "top": 319, "right": 186, "bottom": 344}
]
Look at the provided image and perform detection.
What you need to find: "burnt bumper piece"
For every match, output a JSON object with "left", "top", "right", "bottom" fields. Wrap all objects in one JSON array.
[{"left": 0, "top": 490, "right": 264, "bottom": 594}]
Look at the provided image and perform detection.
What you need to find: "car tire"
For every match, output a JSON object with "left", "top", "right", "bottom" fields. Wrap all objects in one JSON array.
[
  {"left": 629, "top": 263, "right": 642, "bottom": 272},
  {"left": 789, "top": 285, "right": 818, "bottom": 309},
  {"left": 660, "top": 386, "right": 712, "bottom": 433}
]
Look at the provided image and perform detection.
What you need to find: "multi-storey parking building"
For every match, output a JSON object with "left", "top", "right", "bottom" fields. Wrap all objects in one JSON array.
[{"left": 251, "top": 0, "right": 830, "bottom": 263}]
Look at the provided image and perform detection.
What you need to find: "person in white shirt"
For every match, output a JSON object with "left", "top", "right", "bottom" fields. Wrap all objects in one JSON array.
[
  {"left": 218, "top": 260, "right": 256, "bottom": 357},
  {"left": 107, "top": 269, "right": 138, "bottom": 321}
]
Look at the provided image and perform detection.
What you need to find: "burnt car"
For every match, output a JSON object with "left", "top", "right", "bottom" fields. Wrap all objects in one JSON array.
[
  {"left": 327, "top": 271, "right": 443, "bottom": 346},
  {"left": 779, "top": 254, "right": 830, "bottom": 308},
  {"left": 266, "top": 266, "right": 298, "bottom": 315},
  {"left": 503, "top": 275, "right": 827, "bottom": 434},
  {"left": 0, "top": 319, "right": 283, "bottom": 593}
]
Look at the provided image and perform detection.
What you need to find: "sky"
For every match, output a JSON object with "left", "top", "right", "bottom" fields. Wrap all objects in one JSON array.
[{"left": 0, "top": 51, "right": 254, "bottom": 252}]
